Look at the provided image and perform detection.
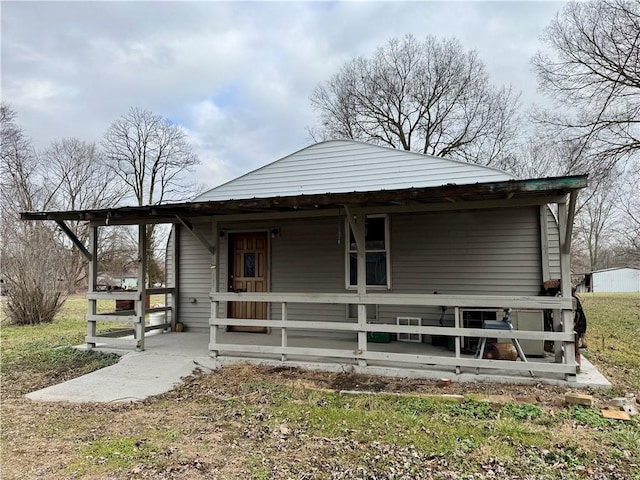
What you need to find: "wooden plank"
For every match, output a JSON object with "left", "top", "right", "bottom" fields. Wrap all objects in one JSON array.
[
  {"left": 361, "top": 351, "right": 576, "bottom": 374},
  {"left": 213, "top": 343, "right": 358, "bottom": 359},
  {"left": 56, "top": 220, "right": 92, "bottom": 260},
  {"left": 87, "top": 291, "right": 142, "bottom": 301},
  {"left": 210, "top": 318, "right": 358, "bottom": 331},
  {"left": 208, "top": 318, "right": 572, "bottom": 341},
  {"left": 94, "top": 329, "right": 135, "bottom": 338},
  {"left": 85, "top": 336, "right": 138, "bottom": 347},
  {"left": 146, "top": 306, "right": 172, "bottom": 314},
  {"left": 209, "top": 292, "right": 573, "bottom": 310},
  {"left": 175, "top": 215, "right": 215, "bottom": 255},
  {"left": 208, "top": 343, "right": 576, "bottom": 374},
  {"left": 146, "top": 323, "right": 170, "bottom": 332},
  {"left": 146, "top": 287, "right": 176, "bottom": 295},
  {"left": 86, "top": 314, "right": 140, "bottom": 323}
]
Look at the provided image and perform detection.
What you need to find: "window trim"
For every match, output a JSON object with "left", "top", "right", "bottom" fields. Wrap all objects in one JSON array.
[{"left": 345, "top": 214, "right": 391, "bottom": 290}]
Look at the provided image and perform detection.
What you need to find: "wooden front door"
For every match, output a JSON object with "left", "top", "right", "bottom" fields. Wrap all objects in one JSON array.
[{"left": 228, "top": 232, "right": 268, "bottom": 332}]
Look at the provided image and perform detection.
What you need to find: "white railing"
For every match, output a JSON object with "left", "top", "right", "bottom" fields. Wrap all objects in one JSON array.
[
  {"left": 85, "top": 288, "right": 174, "bottom": 350},
  {"left": 209, "top": 292, "right": 577, "bottom": 377}
]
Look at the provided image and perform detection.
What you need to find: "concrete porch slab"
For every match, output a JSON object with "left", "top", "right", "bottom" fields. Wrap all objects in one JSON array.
[{"left": 25, "top": 330, "right": 610, "bottom": 403}]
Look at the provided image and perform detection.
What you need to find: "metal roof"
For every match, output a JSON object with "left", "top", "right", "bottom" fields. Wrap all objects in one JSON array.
[{"left": 196, "top": 139, "right": 515, "bottom": 202}]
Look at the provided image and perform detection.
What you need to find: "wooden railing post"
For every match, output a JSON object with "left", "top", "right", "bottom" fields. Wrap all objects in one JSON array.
[
  {"left": 281, "top": 302, "right": 288, "bottom": 362},
  {"left": 454, "top": 307, "right": 461, "bottom": 374},
  {"left": 209, "top": 300, "right": 218, "bottom": 357}
]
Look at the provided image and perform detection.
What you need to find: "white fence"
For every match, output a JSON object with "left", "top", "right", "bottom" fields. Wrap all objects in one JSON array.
[
  {"left": 209, "top": 292, "right": 577, "bottom": 377},
  {"left": 86, "top": 287, "right": 174, "bottom": 350}
]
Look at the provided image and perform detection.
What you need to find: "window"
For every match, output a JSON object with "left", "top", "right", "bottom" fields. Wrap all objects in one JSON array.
[{"left": 346, "top": 215, "right": 390, "bottom": 288}]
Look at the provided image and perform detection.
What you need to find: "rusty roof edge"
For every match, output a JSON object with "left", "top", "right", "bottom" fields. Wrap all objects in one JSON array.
[{"left": 20, "top": 174, "right": 588, "bottom": 222}]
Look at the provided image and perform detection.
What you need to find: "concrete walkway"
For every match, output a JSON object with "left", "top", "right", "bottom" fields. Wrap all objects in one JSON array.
[
  {"left": 26, "top": 331, "right": 610, "bottom": 403},
  {"left": 26, "top": 333, "right": 216, "bottom": 403}
]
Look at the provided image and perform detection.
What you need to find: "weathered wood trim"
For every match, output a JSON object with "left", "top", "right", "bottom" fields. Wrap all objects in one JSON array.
[
  {"left": 173, "top": 223, "right": 180, "bottom": 329},
  {"left": 87, "top": 291, "right": 142, "bottom": 301},
  {"left": 146, "top": 287, "right": 176, "bottom": 295},
  {"left": 539, "top": 206, "right": 550, "bottom": 281},
  {"left": 86, "top": 226, "right": 99, "bottom": 348},
  {"left": 564, "top": 190, "right": 578, "bottom": 255},
  {"left": 361, "top": 351, "right": 576, "bottom": 374},
  {"left": 209, "top": 292, "right": 573, "bottom": 310},
  {"left": 176, "top": 215, "right": 215, "bottom": 255},
  {"left": 209, "top": 344, "right": 576, "bottom": 375},
  {"left": 56, "top": 220, "right": 92, "bottom": 260},
  {"left": 136, "top": 224, "right": 147, "bottom": 351},
  {"left": 86, "top": 314, "right": 141, "bottom": 323},
  {"left": 85, "top": 336, "right": 138, "bottom": 347},
  {"left": 208, "top": 317, "right": 573, "bottom": 341},
  {"left": 21, "top": 174, "right": 588, "bottom": 224}
]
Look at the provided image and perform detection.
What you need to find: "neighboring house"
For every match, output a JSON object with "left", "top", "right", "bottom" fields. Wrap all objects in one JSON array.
[
  {"left": 576, "top": 267, "right": 640, "bottom": 293},
  {"left": 96, "top": 270, "right": 137, "bottom": 290},
  {"left": 22, "top": 140, "right": 587, "bottom": 382}
]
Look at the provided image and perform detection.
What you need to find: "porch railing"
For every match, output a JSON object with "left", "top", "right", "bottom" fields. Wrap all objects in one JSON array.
[
  {"left": 209, "top": 292, "right": 577, "bottom": 378},
  {"left": 86, "top": 287, "right": 174, "bottom": 351}
]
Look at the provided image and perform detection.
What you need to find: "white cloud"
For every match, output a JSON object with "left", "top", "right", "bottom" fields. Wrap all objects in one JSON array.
[{"left": 1, "top": 1, "right": 565, "bottom": 191}]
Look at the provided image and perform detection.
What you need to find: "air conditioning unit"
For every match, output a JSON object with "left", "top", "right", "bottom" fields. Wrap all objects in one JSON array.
[{"left": 397, "top": 316, "right": 421, "bottom": 343}]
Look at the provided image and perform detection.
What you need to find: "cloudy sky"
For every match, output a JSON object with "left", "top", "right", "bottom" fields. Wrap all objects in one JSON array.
[{"left": 2, "top": 1, "right": 564, "bottom": 190}]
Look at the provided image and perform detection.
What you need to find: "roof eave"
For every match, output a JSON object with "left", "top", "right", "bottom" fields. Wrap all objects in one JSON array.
[{"left": 20, "top": 175, "right": 588, "bottom": 224}]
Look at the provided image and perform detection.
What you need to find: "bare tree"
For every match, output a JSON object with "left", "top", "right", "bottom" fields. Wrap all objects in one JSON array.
[
  {"left": 310, "top": 34, "right": 520, "bottom": 167},
  {"left": 42, "top": 138, "right": 126, "bottom": 292},
  {"left": 0, "top": 103, "right": 66, "bottom": 324},
  {"left": 102, "top": 107, "right": 199, "bottom": 286},
  {"left": 532, "top": 0, "right": 640, "bottom": 179},
  {"left": 614, "top": 167, "right": 640, "bottom": 265},
  {"left": 574, "top": 175, "right": 619, "bottom": 271}
]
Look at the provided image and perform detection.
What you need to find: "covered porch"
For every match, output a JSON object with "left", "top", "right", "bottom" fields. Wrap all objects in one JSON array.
[{"left": 22, "top": 175, "right": 589, "bottom": 384}]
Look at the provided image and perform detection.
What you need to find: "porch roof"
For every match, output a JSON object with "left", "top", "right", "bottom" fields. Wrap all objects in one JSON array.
[{"left": 21, "top": 175, "right": 588, "bottom": 225}]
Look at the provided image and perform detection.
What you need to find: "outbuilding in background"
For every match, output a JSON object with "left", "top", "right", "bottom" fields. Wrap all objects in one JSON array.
[{"left": 578, "top": 267, "right": 640, "bottom": 293}]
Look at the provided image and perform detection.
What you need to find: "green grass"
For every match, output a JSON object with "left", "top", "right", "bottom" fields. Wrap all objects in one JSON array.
[
  {"left": 0, "top": 295, "right": 164, "bottom": 396},
  {"left": 579, "top": 292, "right": 640, "bottom": 391}
]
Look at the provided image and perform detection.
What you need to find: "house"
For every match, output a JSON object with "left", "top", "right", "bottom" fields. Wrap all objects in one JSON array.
[
  {"left": 576, "top": 267, "right": 640, "bottom": 293},
  {"left": 22, "top": 140, "right": 587, "bottom": 382}
]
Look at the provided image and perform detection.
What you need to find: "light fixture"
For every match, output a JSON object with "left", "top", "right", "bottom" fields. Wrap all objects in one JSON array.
[{"left": 270, "top": 227, "right": 280, "bottom": 238}]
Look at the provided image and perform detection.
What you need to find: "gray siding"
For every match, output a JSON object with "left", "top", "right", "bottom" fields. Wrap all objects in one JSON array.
[
  {"left": 217, "top": 217, "right": 345, "bottom": 327},
  {"left": 178, "top": 223, "right": 214, "bottom": 331},
  {"left": 178, "top": 206, "right": 545, "bottom": 331},
  {"left": 379, "top": 207, "right": 542, "bottom": 325}
]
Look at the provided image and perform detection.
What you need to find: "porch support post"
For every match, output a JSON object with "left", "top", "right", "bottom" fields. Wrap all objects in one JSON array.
[
  {"left": 558, "top": 200, "right": 577, "bottom": 380},
  {"left": 209, "top": 220, "right": 219, "bottom": 357},
  {"left": 345, "top": 205, "right": 367, "bottom": 366},
  {"left": 539, "top": 206, "right": 550, "bottom": 282},
  {"left": 86, "top": 225, "right": 98, "bottom": 349},
  {"left": 454, "top": 307, "right": 461, "bottom": 374},
  {"left": 135, "top": 224, "right": 147, "bottom": 351},
  {"left": 172, "top": 224, "right": 180, "bottom": 330},
  {"left": 281, "top": 302, "right": 288, "bottom": 362}
]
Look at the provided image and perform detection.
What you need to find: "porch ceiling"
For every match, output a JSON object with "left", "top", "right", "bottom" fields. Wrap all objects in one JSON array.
[{"left": 21, "top": 175, "right": 587, "bottom": 225}]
